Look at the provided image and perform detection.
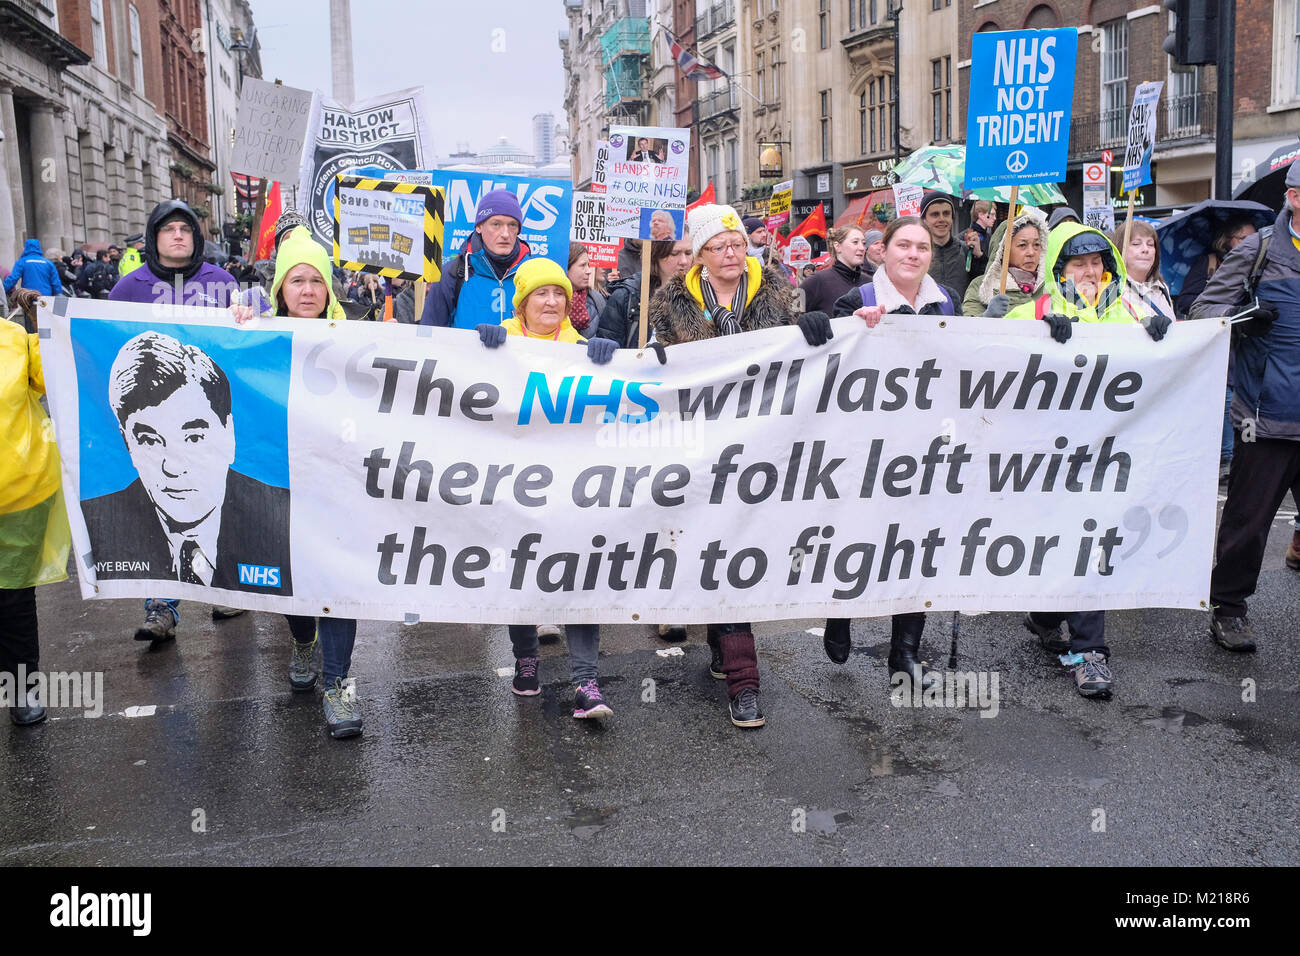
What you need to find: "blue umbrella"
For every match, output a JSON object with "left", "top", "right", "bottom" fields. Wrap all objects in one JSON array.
[{"left": 1155, "top": 199, "right": 1275, "bottom": 297}]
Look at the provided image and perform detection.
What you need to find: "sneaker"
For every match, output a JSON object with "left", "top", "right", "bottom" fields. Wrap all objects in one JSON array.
[
  {"left": 573, "top": 680, "right": 613, "bottom": 719},
  {"left": 1210, "top": 614, "right": 1257, "bottom": 652},
  {"left": 289, "top": 636, "right": 321, "bottom": 691},
  {"left": 134, "top": 601, "right": 177, "bottom": 643},
  {"left": 1023, "top": 613, "right": 1070, "bottom": 653},
  {"left": 512, "top": 656, "right": 541, "bottom": 696},
  {"left": 1286, "top": 531, "right": 1300, "bottom": 571},
  {"left": 708, "top": 642, "right": 725, "bottom": 680},
  {"left": 537, "top": 624, "right": 563, "bottom": 644},
  {"left": 8, "top": 688, "right": 47, "bottom": 726},
  {"left": 657, "top": 624, "right": 687, "bottom": 642},
  {"left": 1073, "top": 652, "right": 1114, "bottom": 698},
  {"left": 729, "top": 688, "right": 765, "bottom": 728},
  {"left": 211, "top": 605, "right": 247, "bottom": 620},
  {"left": 321, "top": 678, "right": 362, "bottom": 739}
]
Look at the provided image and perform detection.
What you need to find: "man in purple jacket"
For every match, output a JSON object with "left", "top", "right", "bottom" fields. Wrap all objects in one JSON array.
[{"left": 109, "top": 199, "right": 244, "bottom": 643}]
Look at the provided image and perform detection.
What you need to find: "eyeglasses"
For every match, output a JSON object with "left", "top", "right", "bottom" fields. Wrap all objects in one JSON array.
[{"left": 702, "top": 239, "right": 746, "bottom": 256}]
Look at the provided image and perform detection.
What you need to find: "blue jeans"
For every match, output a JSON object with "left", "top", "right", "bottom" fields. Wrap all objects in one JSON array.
[
  {"left": 145, "top": 599, "right": 179, "bottom": 623},
  {"left": 1222, "top": 386, "right": 1234, "bottom": 464},
  {"left": 285, "top": 615, "right": 357, "bottom": 684},
  {"left": 509, "top": 624, "right": 599, "bottom": 684}
]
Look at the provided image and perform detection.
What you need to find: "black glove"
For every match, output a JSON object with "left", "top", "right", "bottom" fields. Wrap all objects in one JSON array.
[
  {"left": 647, "top": 341, "right": 668, "bottom": 365},
  {"left": 1041, "top": 312, "right": 1073, "bottom": 344},
  {"left": 1236, "top": 300, "right": 1278, "bottom": 338},
  {"left": 1142, "top": 313, "right": 1172, "bottom": 342},
  {"left": 983, "top": 293, "right": 1011, "bottom": 318},
  {"left": 476, "top": 323, "right": 506, "bottom": 348},
  {"left": 797, "top": 310, "right": 833, "bottom": 346},
  {"left": 586, "top": 337, "right": 616, "bottom": 365}
]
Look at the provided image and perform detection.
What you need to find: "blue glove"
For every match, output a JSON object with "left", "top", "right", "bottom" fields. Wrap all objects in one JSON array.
[
  {"left": 476, "top": 323, "right": 506, "bottom": 348},
  {"left": 1142, "top": 313, "right": 1172, "bottom": 342},
  {"left": 586, "top": 337, "right": 616, "bottom": 364},
  {"left": 1041, "top": 312, "right": 1073, "bottom": 344}
]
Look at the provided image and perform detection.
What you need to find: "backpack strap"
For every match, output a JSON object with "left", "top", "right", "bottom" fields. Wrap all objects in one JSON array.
[
  {"left": 1244, "top": 226, "right": 1273, "bottom": 301},
  {"left": 857, "top": 282, "right": 876, "bottom": 309}
]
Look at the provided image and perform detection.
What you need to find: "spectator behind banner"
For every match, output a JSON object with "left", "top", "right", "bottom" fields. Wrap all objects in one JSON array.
[
  {"left": 1047, "top": 206, "right": 1081, "bottom": 231},
  {"left": 0, "top": 290, "right": 72, "bottom": 726},
  {"left": 961, "top": 206, "right": 1048, "bottom": 317},
  {"left": 920, "top": 193, "right": 969, "bottom": 295},
  {"left": 801, "top": 224, "right": 870, "bottom": 314},
  {"left": 963, "top": 199, "right": 996, "bottom": 279},
  {"left": 420, "top": 188, "right": 531, "bottom": 329},
  {"left": 595, "top": 236, "right": 692, "bottom": 349},
  {"left": 1190, "top": 158, "right": 1300, "bottom": 653},
  {"left": 864, "top": 228, "right": 886, "bottom": 269},
  {"left": 1175, "top": 216, "right": 1258, "bottom": 316},
  {"left": 78, "top": 250, "right": 117, "bottom": 298},
  {"left": 1113, "top": 219, "right": 1176, "bottom": 321},
  {"left": 566, "top": 244, "right": 606, "bottom": 338},
  {"left": 3, "top": 239, "right": 62, "bottom": 298}
]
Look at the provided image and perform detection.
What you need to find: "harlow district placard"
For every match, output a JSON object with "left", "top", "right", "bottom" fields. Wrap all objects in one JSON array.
[{"left": 40, "top": 299, "right": 1228, "bottom": 625}]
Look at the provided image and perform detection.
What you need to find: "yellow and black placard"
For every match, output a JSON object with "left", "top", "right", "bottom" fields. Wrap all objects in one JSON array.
[{"left": 333, "top": 175, "right": 444, "bottom": 282}]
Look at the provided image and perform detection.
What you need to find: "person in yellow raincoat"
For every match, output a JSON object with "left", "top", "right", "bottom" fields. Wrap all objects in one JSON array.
[{"left": 0, "top": 290, "right": 72, "bottom": 725}]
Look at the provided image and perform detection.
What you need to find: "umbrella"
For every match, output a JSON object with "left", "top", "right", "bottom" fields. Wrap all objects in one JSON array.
[
  {"left": 202, "top": 240, "right": 227, "bottom": 265},
  {"left": 892, "top": 145, "right": 1066, "bottom": 206},
  {"left": 1232, "top": 140, "right": 1300, "bottom": 212},
  {"left": 1155, "top": 199, "right": 1275, "bottom": 297}
]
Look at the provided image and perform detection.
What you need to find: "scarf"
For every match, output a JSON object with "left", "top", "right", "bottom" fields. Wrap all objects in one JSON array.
[
  {"left": 1007, "top": 265, "right": 1037, "bottom": 293},
  {"left": 699, "top": 270, "right": 749, "bottom": 336},
  {"left": 481, "top": 237, "right": 520, "bottom": 278},
  {"left": 570, "top": 289, "right": 591, "bottom": 332}
]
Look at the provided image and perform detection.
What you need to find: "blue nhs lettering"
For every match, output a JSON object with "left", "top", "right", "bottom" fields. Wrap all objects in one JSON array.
[
  {"left": 445, "top": 179, "right": 562, "bottom": 231},
  {"left": 238, "top": 564, "right": 282, "bottom": 588},
  {"left": 518, "top": 372, "right": 660, "bottom": 425}
]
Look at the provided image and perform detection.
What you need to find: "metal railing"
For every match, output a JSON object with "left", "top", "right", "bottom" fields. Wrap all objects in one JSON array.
[
  {"left": 695, "top": 0, "right": 735, "bottom": 42},
  {"left": 1068, "top": 92, "right": 1215, "bottom": 160},
  {"left": 695, "top": 86, "right": 739, "bottom": 121}
]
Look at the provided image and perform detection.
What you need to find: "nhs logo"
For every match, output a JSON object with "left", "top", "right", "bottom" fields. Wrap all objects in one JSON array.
[{"left": 238, "top": 564, "right": 281, "bottom": 587}]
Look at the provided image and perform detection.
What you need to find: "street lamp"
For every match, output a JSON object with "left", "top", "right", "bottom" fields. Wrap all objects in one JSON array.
[{"left": 888, "top": 0, "right": 902, "bottom": 165}]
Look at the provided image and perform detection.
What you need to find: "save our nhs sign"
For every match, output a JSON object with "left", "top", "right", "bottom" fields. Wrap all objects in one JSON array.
[
  {"left": 965, "top": 29, "right": 1078, "bottom": 189},
  {"left": 347, "top": 165, "right": 572, "bottom": 266}
]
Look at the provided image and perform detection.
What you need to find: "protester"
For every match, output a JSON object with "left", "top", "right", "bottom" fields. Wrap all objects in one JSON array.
[
  {"left": 650, "top": 203, "right": 802, "bottom": 728},
  {"left": 1005, "top": 223, "right": 1168, "bottom": 698},
  {"left": 864, "top": 228, "right": 885, "bottom": 268},
  {"left": 961, "top": 206, "right": 1048, "bottom": 317},
  {"left": 920, "top": 193, "right": 968, "bottom": 298},
  {"left": 801, "top": 224, "right": 869, "bottom": 314},
  {"left": 1114, "top": 219, "right": 1176, "bottom": 321},
  {"left": 474, "top": 256, "right": 618, "bottom": 719},
  {"left": 1189, "top": 159, "right": 1300, "bottom": 652},
  {"left": 109, "top": 199, "right": 243, "bottom": 643},
  {"left": 79, "top": 249, "right": 118, "bottom": 298},
  {"left": 0, "top": 290, "right": 72, "bottom": 726},
  {"left": 743, "top": 217, "right": 769, "bottom": 261},
  {"left": 4, "top": 239, "right": 62, "bottom": 298},
  {"left": 230, "top": 226, "right": 363, "bottom": 738},
  {"left": 420, "top": 189, "right": 531, "bottom": 328},
  {"left": 597, "top": 235, "right": 692, "bottom": 349},
  {"left": 566, "top": 244, "right": 606, "bottom": 338},
  {"left": 963, "top": 200, "right": 996, "bottom": 278},
  {"left": 48, "top": 249, "right": 76, "bottom": 294},
  {"left": 823, "top": 217, "right": 955, "bottom": 688},
  {"left": 1047, "top": 207, "right": 1081, "bottom": 231},
  {"left": 65, "top": 250, "right": 88, "bottom": 296},
  {"left": 350, "top": 272, "right": 390, "bottom": 321}
]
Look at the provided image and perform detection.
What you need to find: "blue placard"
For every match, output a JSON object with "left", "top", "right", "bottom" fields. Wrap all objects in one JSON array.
[
  {"left": 965, "top": 28, "right": 1078, "bottom": 189},
  {"left": 347, "top": 165, "right": 572, "bottom": 266}
]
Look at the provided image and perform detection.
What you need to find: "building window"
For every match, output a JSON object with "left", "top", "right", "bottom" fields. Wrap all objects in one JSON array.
[
  {"left": 1271, "top": 0, "right": 1300, "bottom": 106},
  {"left": 819, "top": 0, "right": 829, "bottom": 49},
  {"left": 850, "top": 0, "right": 868, "bottom": 30},
  {"left": 871, "top": 0, "right": 879, "bottom": 24},
  {"left": 931, "top": 56, "right": 951, "bottom": 143},
  {"left": 756, "top": 52, "right": 764, "bottom": 104},
  {"left": 771, "top": 45, "right": 781, "bottom": 101},
  {"left": 932, "top": 0, "right": 941, "bottom": 10},
  {"left": 708, "top": 144, "right": 719, "bottom": 190},
  {"left": 90, "top": 0, "right": 107, "bottom": 68},
  {"left": 859, "top": 90, "right": 868, "bottom": 154},
  {"left": 726, "top": 138, "right": 738, "bottom": 203},
  {"left": 1100, "top": 18, "right": 1128, "bottom": 145},
  {"left": 1168, "top": 59, "right": 1203, "bottom": 134},
  {"left": 129, "top": 4, "right": 145, "bottom": 89},
  {"left": 820, "top": 89, "right": 831, "bottom": 162}
]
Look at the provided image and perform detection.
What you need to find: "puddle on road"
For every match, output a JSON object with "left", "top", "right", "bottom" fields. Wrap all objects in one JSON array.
[
  {"left": 1125, "top": 705, "right": 1208, "bottom": 731},
  {"left": 566, "top": 806, "right": 614, "bottom": 839},
  {"left": 805, "top": 809, "right": 853, "bottom": 836}
]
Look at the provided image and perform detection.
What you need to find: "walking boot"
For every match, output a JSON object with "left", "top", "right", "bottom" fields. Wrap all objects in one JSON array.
[{"left": 887, "top": 615, "right": 937, "bottom": 688}]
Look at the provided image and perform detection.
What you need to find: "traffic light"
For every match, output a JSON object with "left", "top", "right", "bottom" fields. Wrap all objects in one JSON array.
[{"left": 1163, "top": 0, "right": 1219, "bottom": 66}]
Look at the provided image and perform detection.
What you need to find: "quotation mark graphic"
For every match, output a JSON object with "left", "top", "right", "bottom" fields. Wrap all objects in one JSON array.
[
  {"left": 302, "top": 342, "right": 380, "bottom": 398},
  {"left": 1120, "top": 505, "right": 1188, "bottom": 560}
]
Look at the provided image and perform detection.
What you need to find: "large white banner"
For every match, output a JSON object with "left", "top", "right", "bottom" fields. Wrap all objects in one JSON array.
[{"left": 39, "top": 299, "right": 1229, "bottom": 625}]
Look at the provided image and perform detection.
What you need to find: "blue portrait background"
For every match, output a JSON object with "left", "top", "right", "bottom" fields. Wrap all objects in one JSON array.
[{"left": 72, "top": 319, "right": 292, "bottom": 501}]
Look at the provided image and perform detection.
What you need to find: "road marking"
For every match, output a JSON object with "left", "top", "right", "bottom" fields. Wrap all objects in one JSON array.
[
  {"left": 655, "top": 646, "right": 685, "bottom": 658},
  {"left": 495, "top": 667, "right": 513, "bottom": 678},
  {"left": 806, "top": 627, "right": 825, "bottom": 637},
  {"left": 122, "top": 705, "right": 156, "bottom": 718}
]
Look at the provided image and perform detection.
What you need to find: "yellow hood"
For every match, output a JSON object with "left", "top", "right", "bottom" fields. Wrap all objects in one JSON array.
[
  {"left": 684, "top": 256, "right": 764, "bottom": 311},
  {"left": 270, "top": 227, "right": 344, "bottom": 319}
]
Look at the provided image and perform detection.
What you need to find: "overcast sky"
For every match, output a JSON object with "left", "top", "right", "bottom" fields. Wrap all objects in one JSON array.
[{"left": 252, "top": 0, "right": 569, "bottom": 156}]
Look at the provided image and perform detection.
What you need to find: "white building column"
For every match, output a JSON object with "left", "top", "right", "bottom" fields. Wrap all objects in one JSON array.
[
  {"left": 0, "top": 85, "right": 24, "bottom": 257},
  {"left": 30, "top": 101, "right": 74, "bottom": 253}
]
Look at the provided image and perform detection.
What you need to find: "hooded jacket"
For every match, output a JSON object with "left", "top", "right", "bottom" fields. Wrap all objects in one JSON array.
[
  {"left": 110, "top": 201, "right": 238, "bottom": 306},
  {"left": 269, "top": 227, "right": 345, "bottom": 319},
  {"left": 3, "top": 239, "right": 62, "bottom": 296},
  {"left": 961, "top": 208, "right": 1049, "bottom": 316},
  {"left": 1005, "top": 222, "right": 1137, "bottom": 324},
  {"left": 596, "top": 271, "right": 665, "bottom": 348},
  {"left": 650, "top": 258, "right": 794, "bottom": 345},
  {"left": 801, "top": 257, "right": 871, "bottom": 315},
  {"left": 419, "top": 234, "right": 532, "bottom": 329},
  {"left": 1190, "top": 209, "right": 1300, "bottom": 439},
  {"left": 928, "top": 233, "right": 970, "bottom": 296},
  {"left": 0, "top": 319, "right": 70, "bottom": 588}
]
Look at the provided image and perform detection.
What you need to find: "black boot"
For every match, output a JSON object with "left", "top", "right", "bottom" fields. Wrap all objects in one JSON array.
[
  {"left": 823, "top": 617, "right": 851, "bottom": 664},
  {"left": 887, "top": 613, "right": 936, "bottom": 687}
]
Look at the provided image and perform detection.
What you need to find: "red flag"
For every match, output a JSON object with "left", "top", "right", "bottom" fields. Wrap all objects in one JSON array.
[
  {"left": 789, "top": 203, "right": 827, "bottom": 240},
  {"left": 254, "top": 181, "right": 282, "bottom": 261},
  {"left": 686, "top": 181, "right": 715, "bottom": 213}
]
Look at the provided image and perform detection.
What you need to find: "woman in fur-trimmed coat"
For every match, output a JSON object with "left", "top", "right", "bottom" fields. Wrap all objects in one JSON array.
[{"left": 648, "top": 203, "right": 797, "bottom": 731}]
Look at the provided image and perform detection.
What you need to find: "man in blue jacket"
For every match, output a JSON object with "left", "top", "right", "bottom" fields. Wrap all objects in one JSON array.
[
  {"left": 4, "top": 239, "right": 63, "bottom": 297},
  {"left": 420, "top": 189, "right": 531, "bottom": 328},
  {"left": 1191, "top": 158, "right": 1300, "bottom": 653}
]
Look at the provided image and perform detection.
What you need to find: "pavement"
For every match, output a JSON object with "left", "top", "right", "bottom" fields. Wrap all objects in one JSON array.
[{"left": 2, "top": 494, "right": 1297, "bottom": 866}]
